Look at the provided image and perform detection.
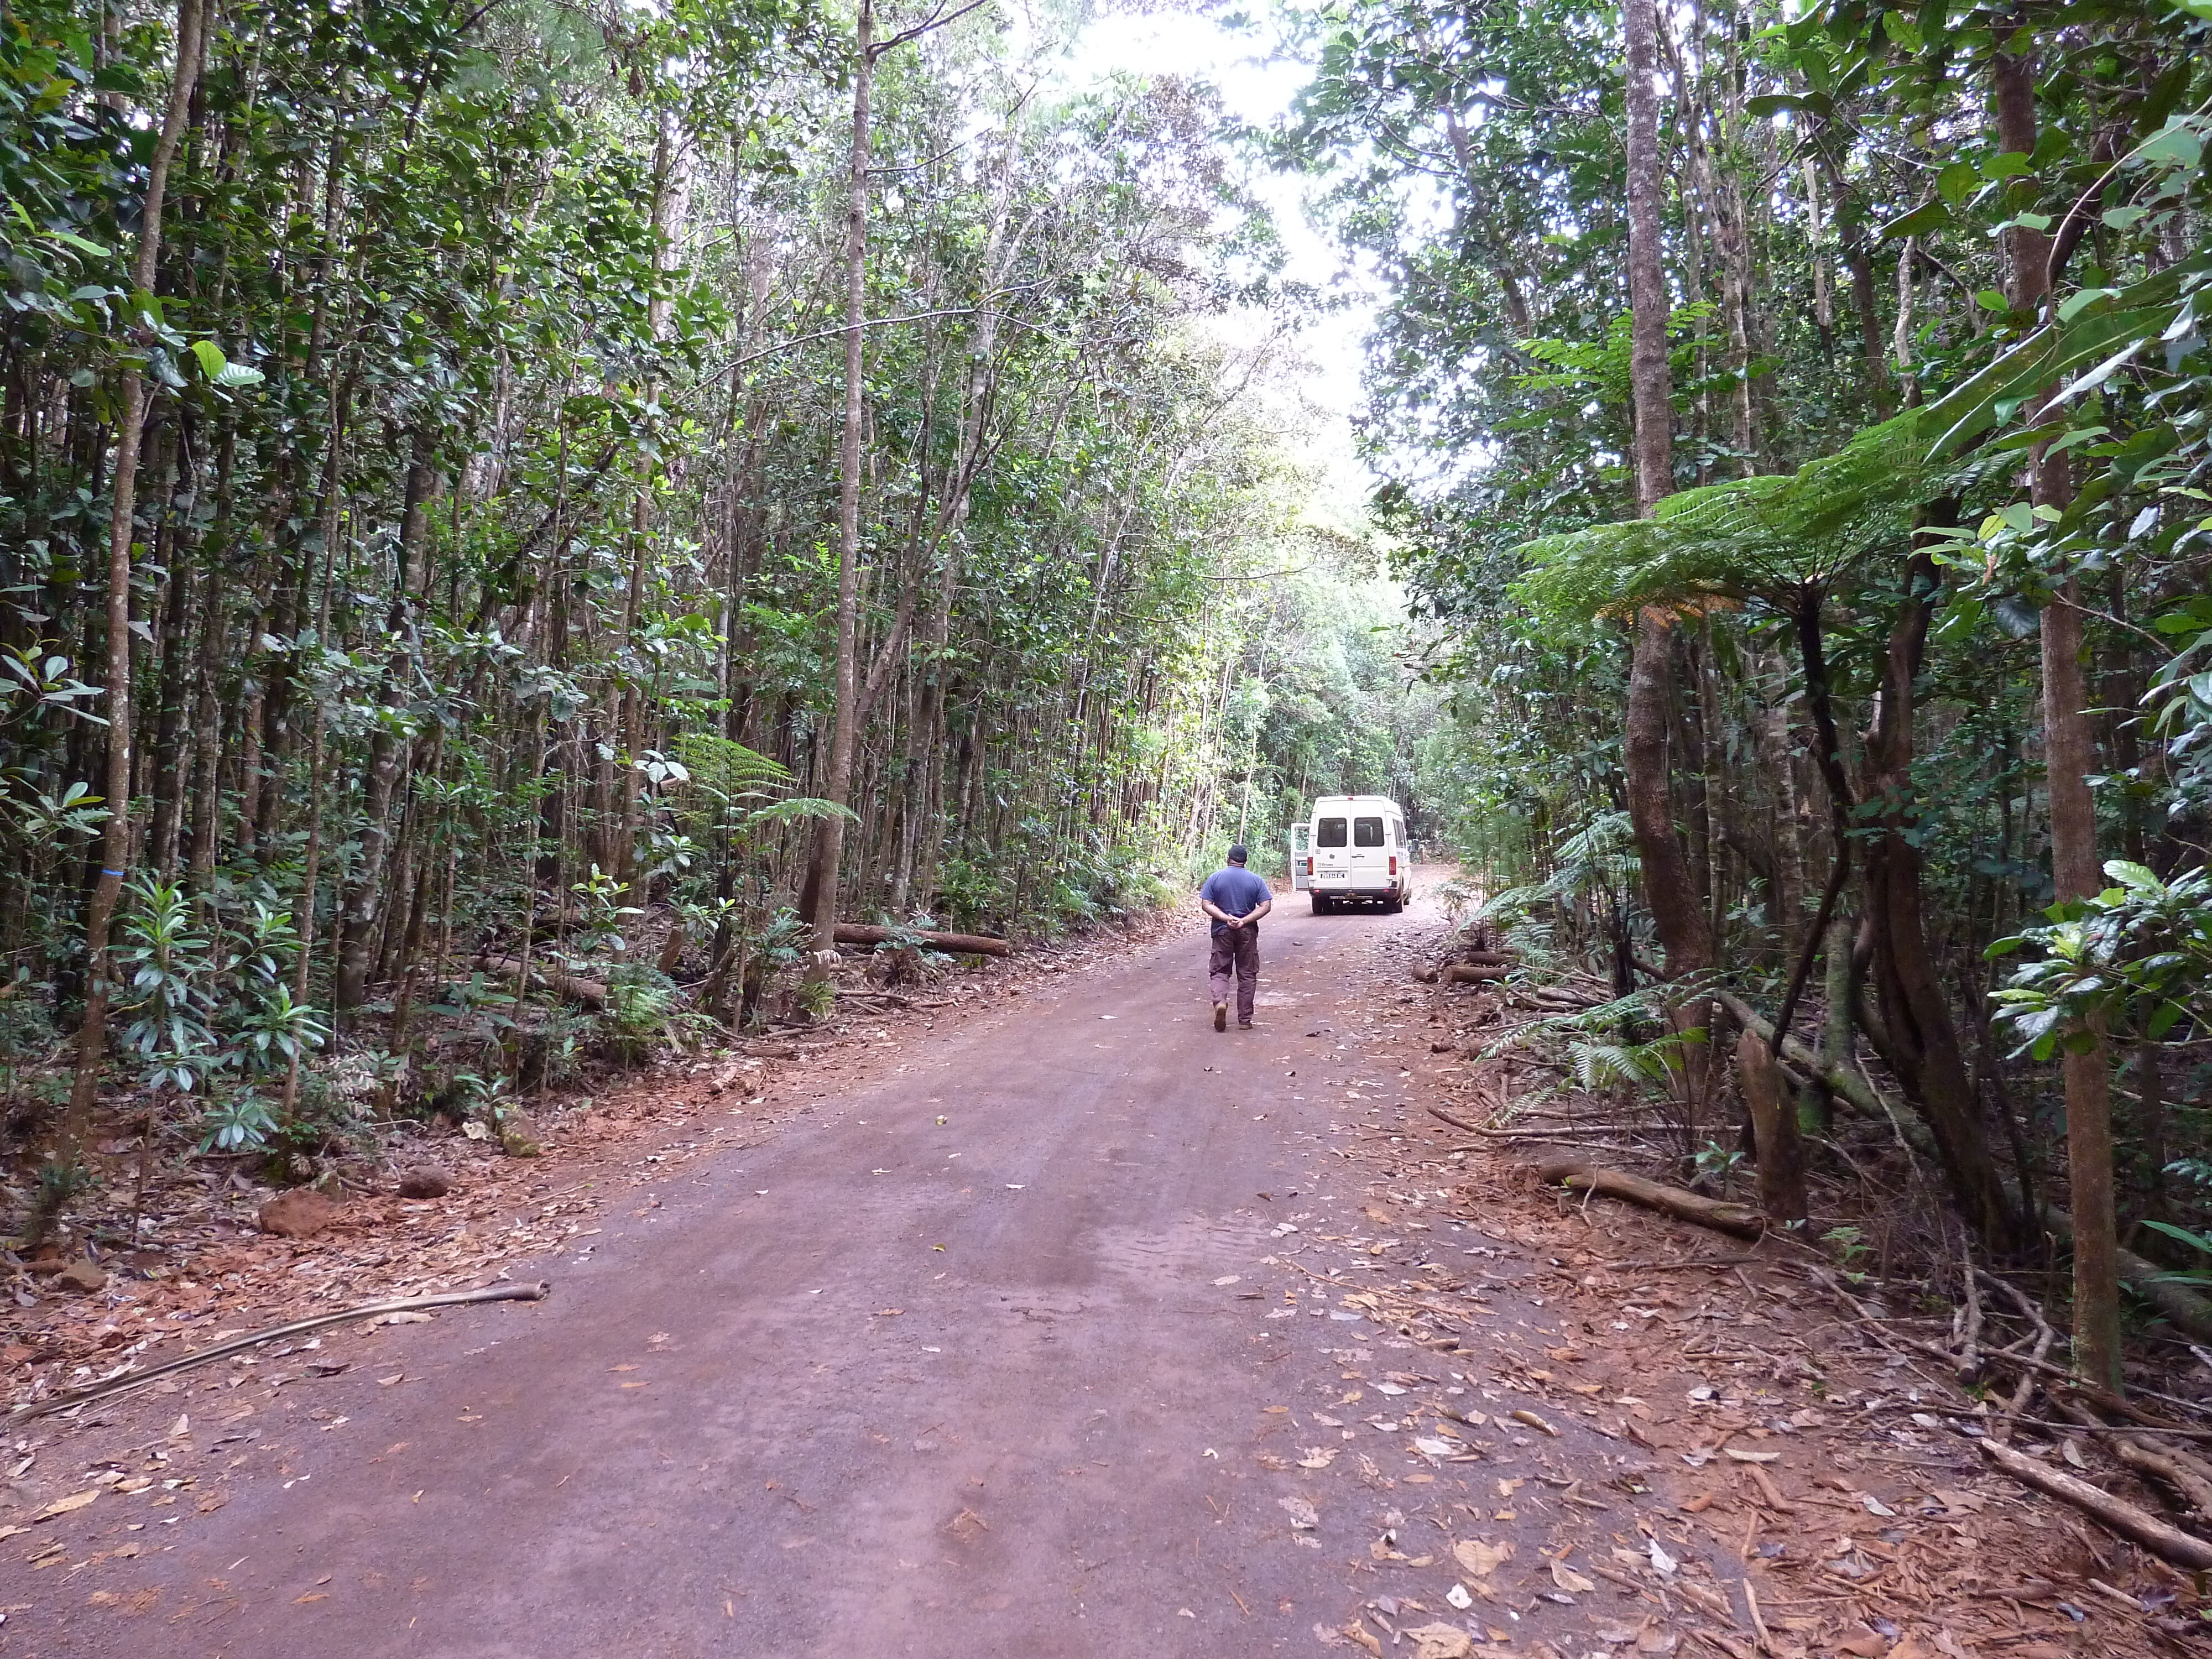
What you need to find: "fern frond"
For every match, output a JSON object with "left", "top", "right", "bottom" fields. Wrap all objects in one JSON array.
[
  {"left": 1513, "top": 411, "right": 1938, "bottom": 621},
  {"left": 673, "top": 734, "right": 793, "bottom": 796}
]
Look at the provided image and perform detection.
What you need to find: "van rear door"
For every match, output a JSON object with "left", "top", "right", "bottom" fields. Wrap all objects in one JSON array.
[
  {"left": 1313, "top": 813, "right": 1349, "bottom": 890},
  {"left": 1350, "top": 812, "right": 1387, "bottom": 888},
  {"left": 1288, "top": 822, "right": 1312, "bottom": 890}
]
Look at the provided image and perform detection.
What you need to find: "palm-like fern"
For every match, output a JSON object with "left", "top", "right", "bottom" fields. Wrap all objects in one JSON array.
[{"left": 1512, "top": 410, "right": 1936, "bottom": 622}]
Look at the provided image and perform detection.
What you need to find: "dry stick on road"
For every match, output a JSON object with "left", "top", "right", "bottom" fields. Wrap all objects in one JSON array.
[
  {"left": 8, "top": 1282, "right": 551, "bottom": 1423},
  {"left": 1976, "top": 1436, "right": 2212, "bottom": 1569}
]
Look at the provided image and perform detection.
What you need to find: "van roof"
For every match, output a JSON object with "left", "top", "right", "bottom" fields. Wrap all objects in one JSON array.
[{"left": 1312, "top": 795, "right": 1402, "bottom": 811}]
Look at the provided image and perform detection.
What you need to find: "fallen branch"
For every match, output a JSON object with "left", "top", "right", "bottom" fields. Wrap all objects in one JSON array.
[
  {"left": 2054, "top": 1399, "right": 2212, "bottom": 1522},
  {"left": 1428, "top": 1105, "right": 1481, "bottom": 1133},
  {"left": 8, "top": 1281, "right": 552, "bottom": 1423},
  {"left": 473, "top": 954, "right": 607, "bottom": 1010},
  {"left": 1717, "top": 988, "right": 2212, "bottom": 1343},
  {"left": 1532, "top": 1159, "right": 1766, "bottom": 1240},
  {"left": 832, "top": 922, "right": 1010, "bottom": 957},
  {"left": 1976, "top": 1434, "right": 2212, "bottom": 1570}
]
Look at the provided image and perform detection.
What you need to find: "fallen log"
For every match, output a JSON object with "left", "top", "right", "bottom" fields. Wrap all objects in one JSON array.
[
  {"left": 1533, "top": 1158, "right": 1766, "bottom": 1240},
  {"left": 2036, "top": 1204, "right": 2212, "bottom": 1348},
  {"left": 2053, "top": 1400, "right": 2212, "bottom": 1524},
  {"left": 832, "top": 922, "right": 1010, "bottom": 958},
  {"left": 1976, "top": 1435, "right": 2212, "bottom": 1571},
  {"left": 474, "top": 954, "right": 607, "bottom": 1010},
  {"left": 1442, "top": 963, "right": 1510, "bottom": 985}
]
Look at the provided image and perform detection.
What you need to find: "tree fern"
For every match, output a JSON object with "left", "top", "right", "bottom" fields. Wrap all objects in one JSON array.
[
  {"left": 672, "top": 734, "right": 794, "bottom": 800},
  {"left": 1512, "top": 411, "right": 1939, "bottom": 622}
]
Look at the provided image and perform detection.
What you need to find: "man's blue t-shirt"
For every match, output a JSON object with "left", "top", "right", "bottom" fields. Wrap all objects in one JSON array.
[{"left": 1199, "top": 867, "right": 1272, "bottom": 936}]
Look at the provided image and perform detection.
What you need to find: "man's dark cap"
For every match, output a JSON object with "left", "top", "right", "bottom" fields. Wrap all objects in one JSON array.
[{"left": 1227, "top": 845, "right": 1248, "bottom": 863}]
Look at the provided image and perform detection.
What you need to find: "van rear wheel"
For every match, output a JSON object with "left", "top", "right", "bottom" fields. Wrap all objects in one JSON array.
[{"left": 1312, "top": 895, "right": 1332, "bottom": 916}]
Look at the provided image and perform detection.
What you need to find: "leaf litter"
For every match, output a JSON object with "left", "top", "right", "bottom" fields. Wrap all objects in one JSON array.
[{"left": 1254, "top": 905, "right": 2205, "bottom": 1657}]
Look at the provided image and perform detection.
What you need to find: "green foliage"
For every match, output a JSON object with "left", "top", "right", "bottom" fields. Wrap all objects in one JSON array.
[
  {"left": 1567, "top": 1033, "right": 1690, "bottom": 1094},
  {"left": 197, "top": 1092, "right": 278, "bottom": 1155},
  {"left": 1514, "top": 414, "right": 1938, "bottom": 623},
  {"left": 1990, "top": 859, "right": 2212, "bottom": 1057}
]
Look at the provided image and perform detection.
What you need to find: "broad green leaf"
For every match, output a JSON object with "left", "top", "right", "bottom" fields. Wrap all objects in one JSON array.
[
  {"left": 2057, "top": 288, "right": 2119, "bottom": 323},
  {"left": 1880, "top": 199, "right": 1949, "bottom": 240},
  {"left": 2136, "top": 119, "right": 2205, "bottom": 173},
  {"left": 1937, "top": 161, "right": 1979, "bottom": 206}
]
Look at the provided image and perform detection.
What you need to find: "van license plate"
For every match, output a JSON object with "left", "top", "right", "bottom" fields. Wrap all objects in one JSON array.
[{"left": 1317, "top": 870, "right": 1348, "bottom": 881}]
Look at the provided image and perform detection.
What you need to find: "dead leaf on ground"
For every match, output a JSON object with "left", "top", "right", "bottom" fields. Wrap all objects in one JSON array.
[
  {"left": 36, "top": 1490, "right": 96, "bottom": 1520},
  {"left": 945, "top": 1507, "right": 988, "bottom": 1543},
  {"left": 1551, "top": 1559, "right": 1597, "bottom": 1594},
  {"left": 1402, "top": 1623, "right": 1474, "bottom": 1659},
  {"left": 1279, "top": 1495, "right": 1320, "bottom": 1530},
  {"left": 1452, "top": 1538, "right": 1511, "bottom": 1577}
]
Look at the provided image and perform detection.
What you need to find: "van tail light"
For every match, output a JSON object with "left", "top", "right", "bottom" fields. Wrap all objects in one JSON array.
[
  {"left": 1389, "top": 856, "right": 1398, "bottom": 877},
  {"left": 1305, "top": 857, "right": 1313, "bottom": 876}
]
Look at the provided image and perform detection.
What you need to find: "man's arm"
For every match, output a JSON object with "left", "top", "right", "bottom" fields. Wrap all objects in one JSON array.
[{"left": 1247, "top": 894, "right": 1272, "bottom": 924}]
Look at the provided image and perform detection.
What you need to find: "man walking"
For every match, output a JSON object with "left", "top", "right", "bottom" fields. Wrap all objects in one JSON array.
[{"left": 1199, "top": 844, "right": 1272, "bottom": 1031}]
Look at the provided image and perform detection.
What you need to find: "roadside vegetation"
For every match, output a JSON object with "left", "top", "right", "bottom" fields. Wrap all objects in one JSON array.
[
  {"left": 1279, "top": 0, "right": 2212, "bottom": 1422},
  {"left": 0, "top": 0, "right": 1433, "bottom": 1240}
]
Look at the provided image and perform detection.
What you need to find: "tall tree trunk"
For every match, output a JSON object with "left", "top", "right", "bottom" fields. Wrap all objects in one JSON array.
[
  {"left": 1622, "top": 0, "right": 1708, "bottom": 976},
  {"left": 65, "top": 0, "right": 205, "bottom": 1160},
  {"left": 801, "top": 0, "right": 875, "bottom": 966},
  {"left": 1994, "top": 42, "right": 2119, "bottom": 1391}
]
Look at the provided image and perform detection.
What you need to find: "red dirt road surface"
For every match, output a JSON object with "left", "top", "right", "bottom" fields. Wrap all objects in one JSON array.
[
  {"left": 0, "top": 873, "right": 2190, "bottom": 1656},
  {"left": 3, "top": 880, "right": 1498, "bottom": 1656}
]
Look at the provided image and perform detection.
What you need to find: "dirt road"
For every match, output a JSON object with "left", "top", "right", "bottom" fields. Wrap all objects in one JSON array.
[
  {"left": 3, "top": 874, "right": 1548, "bottom": 1656},
  {"left": 7, "top": 874, "right": 2181, "bottom": 1658}
]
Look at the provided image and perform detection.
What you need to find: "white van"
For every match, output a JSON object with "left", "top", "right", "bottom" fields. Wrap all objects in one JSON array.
[{"left": 1288, "top": 795, "right": 1412, "bottom": 914}]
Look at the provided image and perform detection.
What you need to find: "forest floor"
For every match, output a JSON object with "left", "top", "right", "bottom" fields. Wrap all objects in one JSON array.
[{"left": 0, "top": 870, "right": 2201, "bottom": 1657}]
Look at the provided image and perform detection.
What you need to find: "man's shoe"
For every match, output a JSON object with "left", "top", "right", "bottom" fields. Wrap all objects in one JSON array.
[
  {"left": 1237, "top": 1019, "right": 1253, "bottom": 1030},
  {"left": 1214, "top": 1001, "right": 1228, "bottom": 1032}
]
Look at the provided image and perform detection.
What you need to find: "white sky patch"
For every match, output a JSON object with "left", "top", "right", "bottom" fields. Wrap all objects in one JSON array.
[{"left": 1056, "top": 8, "right": 1383, "bottom": 504}]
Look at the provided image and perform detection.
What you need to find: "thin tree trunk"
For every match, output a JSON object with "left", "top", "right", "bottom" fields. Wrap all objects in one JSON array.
[
  {"left": 333, "top": 430, "right": 427, "bottom": 1008},
  {"left": 1863, "top": 545, "right": 2015, "bottom": 1243},
  {"left": 65, "top": 0, "right": 205, "bottom": 1160},
  {"left": 1995, "top": 43, "right": 2118, "bottom": 1392}
]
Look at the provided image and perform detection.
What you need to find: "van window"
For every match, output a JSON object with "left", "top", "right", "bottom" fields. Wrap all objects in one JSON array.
[
  {"left": 1316, "top": 817, "right": 1348, "bottom": 848},
  {"left": 1354, "top": 817, "right": 1385, "bottom": 847}
]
